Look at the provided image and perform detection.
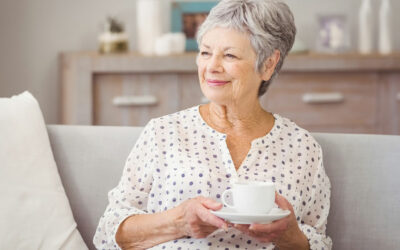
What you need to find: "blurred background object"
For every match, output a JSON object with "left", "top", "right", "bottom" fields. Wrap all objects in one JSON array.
[
  {"left": 136, "top": 0, "right": 162, "bottom": 55},
  {"left": 155, "top": 33, "right": 186, "bottom": 56},
  {"left": 316, "top": 14, "right": 350, "bottom": 53},
  {"left": 171, "top": 1, "right": 217, "bottom": 51},
  {"left": 98, "top": 17, "right": 128, "bottom": 53},
  {"left": 378, "top": 0, "right": 392, "bottom": 54},
  {"left": 358, "top": 0, "right": 373, "bottom": 54}
]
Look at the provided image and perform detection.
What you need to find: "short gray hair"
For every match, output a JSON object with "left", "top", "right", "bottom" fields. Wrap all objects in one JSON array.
[{"left": 196, "top": 0, "right": 296, "bottom": 97}]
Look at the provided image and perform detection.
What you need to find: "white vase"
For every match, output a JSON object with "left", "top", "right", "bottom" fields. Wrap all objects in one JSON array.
[
  {"left": 378, "top": 0, "right": 392, "bottom": 54},
  {"left": 136, "top": 0, "right": 162, "bottom": 55},
  {"left": 358, "top": 0, "right": 373, "bottom": 54}
]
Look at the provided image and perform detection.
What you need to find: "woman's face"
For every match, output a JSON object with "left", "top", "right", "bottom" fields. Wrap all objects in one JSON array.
[{"left": 197, "top": 27, "right": 269, "bottom": 106}]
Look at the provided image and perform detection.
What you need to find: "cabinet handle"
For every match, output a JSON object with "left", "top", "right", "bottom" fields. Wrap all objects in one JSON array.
[
  {"left": 201, "top": 96, "right": 209, "bottom": 104},
  {"left": 397, "top": 93, "right": 400, "bottom": 101},
  {"left": 302, "top": 92, "right": 344, "bottom": 104},
  {"left": 112, "top": 95, "right": 158, "bottom": 107}
]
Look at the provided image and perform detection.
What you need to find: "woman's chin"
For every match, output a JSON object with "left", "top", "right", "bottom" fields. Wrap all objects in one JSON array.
[
  {"left": 200, "top": 83, "right": 233, "bottom": 105},
  {"left": 202, "top": 95, "right": 231, "bottom": 106}
]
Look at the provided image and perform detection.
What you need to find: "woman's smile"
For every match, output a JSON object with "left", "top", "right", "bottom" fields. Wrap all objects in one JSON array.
[{"left": 206, "top": 79, "right": 231, "bottom": 87}]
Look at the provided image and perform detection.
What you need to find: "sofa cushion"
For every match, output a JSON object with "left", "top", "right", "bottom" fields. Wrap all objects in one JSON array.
[
  {"left": 0, "top": 92, "right": 87, "bottom": 249},
  {"left": 314, "top": 133, "right": 400, "bottom": 250},
  {"left": 47, "top": 125, "right": 142, "bottom": 249}
]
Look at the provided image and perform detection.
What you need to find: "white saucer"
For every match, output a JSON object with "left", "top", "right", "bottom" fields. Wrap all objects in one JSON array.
[{"left": 210, "top": 207, "right": 290, "bottom": 224}]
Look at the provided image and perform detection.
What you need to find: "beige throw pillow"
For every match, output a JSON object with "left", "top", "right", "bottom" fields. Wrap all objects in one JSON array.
[{"left": 0, "top": 92, "right": 87, "bottom": 249}]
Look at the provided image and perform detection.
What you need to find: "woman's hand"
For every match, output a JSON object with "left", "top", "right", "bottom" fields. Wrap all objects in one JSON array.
[
  {"left": 115, "top": 196, "right": 227, "bottom": 249},
  {"left": 234, "top": 193, "right": 309, "bottom": 250},
  {"left": 175, "top": 196, "right": 228, "bottom": 238}
]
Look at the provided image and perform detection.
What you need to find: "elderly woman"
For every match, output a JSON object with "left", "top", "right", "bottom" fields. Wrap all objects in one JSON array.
[{"left": 94, "top": 0, "right": 332, "bottom": 249}]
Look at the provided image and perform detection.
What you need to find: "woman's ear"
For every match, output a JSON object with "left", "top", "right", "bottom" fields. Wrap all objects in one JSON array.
[{"left": 261, "top": 50, "right": 280, "bottom": 81}]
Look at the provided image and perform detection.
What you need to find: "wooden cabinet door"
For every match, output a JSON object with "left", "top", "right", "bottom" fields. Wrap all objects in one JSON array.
[
  {"left": 261, "top": 72, "right": 379, "bottom": 133},
  {"left": 93, "top": 73, "right": 179, "bottom": 126}
]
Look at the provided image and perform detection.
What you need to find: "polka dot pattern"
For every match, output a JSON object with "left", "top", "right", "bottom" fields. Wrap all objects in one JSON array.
[{"left": 93, "top": 106, "right": 332, "bottom": 250}]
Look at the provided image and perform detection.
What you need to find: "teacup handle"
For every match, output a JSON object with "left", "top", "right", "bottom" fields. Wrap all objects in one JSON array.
[{"left": 221, "top": 189, "right": 235, "bottom": 209}]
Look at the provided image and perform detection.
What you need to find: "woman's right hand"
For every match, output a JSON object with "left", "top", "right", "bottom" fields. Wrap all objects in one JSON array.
[{"left": 175, "top": 196, "right": 228, "bottom": 238}]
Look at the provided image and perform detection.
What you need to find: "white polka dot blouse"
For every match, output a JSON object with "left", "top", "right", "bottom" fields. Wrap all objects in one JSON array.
[{"left": 94, "top": 106, "right": 332, "bottom": 250}]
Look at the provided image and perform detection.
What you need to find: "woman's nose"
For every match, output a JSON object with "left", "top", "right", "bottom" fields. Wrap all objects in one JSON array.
[{"left": 207, "top": 55, "right": 223, "bottom": 73}]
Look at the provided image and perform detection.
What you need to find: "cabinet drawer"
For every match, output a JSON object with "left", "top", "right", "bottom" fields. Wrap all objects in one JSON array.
[
  {"left": 93, "top": 73, "right": 179, "bottom": 126},
  {"left": 262, "top": 73, "right": 379, "bottom": 130}
]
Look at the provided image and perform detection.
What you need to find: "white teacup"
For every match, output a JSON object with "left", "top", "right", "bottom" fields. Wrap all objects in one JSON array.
[{"left": 221, "top": 181, "right": 275, "bottom": 214}]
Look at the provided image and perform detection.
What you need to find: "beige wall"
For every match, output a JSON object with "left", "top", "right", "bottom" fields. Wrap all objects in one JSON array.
[{"left": 1, "top": 0, "right": 399, "bottom": 123}]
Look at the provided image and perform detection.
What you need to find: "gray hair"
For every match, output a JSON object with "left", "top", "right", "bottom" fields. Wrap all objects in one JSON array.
[{"left": 196, "top": 0, "right": 296, "bottom": 97}]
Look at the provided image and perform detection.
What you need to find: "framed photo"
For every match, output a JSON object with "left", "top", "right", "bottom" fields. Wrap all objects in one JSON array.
[
  {"left": 316, "top": 14, "right": 350, "bottom": 53},
  {"left": 171, "top": 1, "right": 217, "bottom": 51}
]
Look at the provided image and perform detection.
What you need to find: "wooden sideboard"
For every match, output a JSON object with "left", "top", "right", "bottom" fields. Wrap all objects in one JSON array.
[{"left": 60, "top": 52, "right": 400, "bottom": 135}]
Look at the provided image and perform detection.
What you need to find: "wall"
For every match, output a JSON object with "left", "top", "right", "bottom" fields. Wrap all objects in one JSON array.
[
  {"left": 0, "top": 0, "right": 137, "bottom": 123},
  {"left": 0, "top": 0, "right": 399, "bottom": 123}
]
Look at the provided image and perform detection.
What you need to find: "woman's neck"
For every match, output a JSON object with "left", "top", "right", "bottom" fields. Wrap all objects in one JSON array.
[{"left": 200, "top": 101, "right": 274, "bottom": 135}]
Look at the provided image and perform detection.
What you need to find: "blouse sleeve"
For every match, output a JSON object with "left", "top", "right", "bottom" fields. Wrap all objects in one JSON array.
[
  {"left": 299, "top": 144, "right": 333, "bottom": 250},
  {"left": 93, "top": 119, "right": 157, "bottom": 249}
]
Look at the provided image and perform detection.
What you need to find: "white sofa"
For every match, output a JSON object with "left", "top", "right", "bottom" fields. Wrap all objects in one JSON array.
[{"left": 47, "top": 125, "right": 400, "bottom": 250}]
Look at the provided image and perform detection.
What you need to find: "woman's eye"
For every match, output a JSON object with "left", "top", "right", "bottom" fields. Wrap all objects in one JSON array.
[
  {"left": 225, "top": 54, "right": 236, "bottom": 58},
  {"left": 200, "top": 51, "right": 210, "bottom": 56}
]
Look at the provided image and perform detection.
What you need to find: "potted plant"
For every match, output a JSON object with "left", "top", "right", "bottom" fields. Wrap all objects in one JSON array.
[{"left": 98, "top": 17, "right": 129, "bottom": 53}]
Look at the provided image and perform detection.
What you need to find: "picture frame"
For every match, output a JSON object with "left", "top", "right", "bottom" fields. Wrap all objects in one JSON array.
[
  {"left": 171, "top": 1, "right": 217, "bottom": 51},
  {"left": 316, "top": 14, "right": 350, "bottom": 53}
]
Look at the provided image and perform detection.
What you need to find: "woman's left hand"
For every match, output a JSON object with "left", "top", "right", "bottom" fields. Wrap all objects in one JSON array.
[{"left": 234, "top": 193, "right": 309, "bottom": 250}]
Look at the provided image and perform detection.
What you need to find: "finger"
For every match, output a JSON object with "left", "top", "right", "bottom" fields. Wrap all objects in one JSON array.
[
  {"left": 226, "top": 222, "right": 235, "bottom": 228},
  {"left": 199, "top": 197, "right": 223, "bottom": 211},
  {"left": 275, "top": 193, "right": 287, "bottom": 208},
  {"left": 235, "top": 224, "right": 278, "bottom": 242},
  {"left": 249, "top": 223, "right": 273, "bottom": 234},
  {"left": 249, "top": 219, "right": 288, "bottom": 233},
  {"left": 197, "top": 206, "right": 228, "bottom": 229},
  {"left": 233, "top": 224, "right": 251, "bottom": 234},
  {"left": 275, "top": 194, "right": 295, "bottom": 213},
  {"left": 234, "top": 224, "right": 250, "bottom": 230}
]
